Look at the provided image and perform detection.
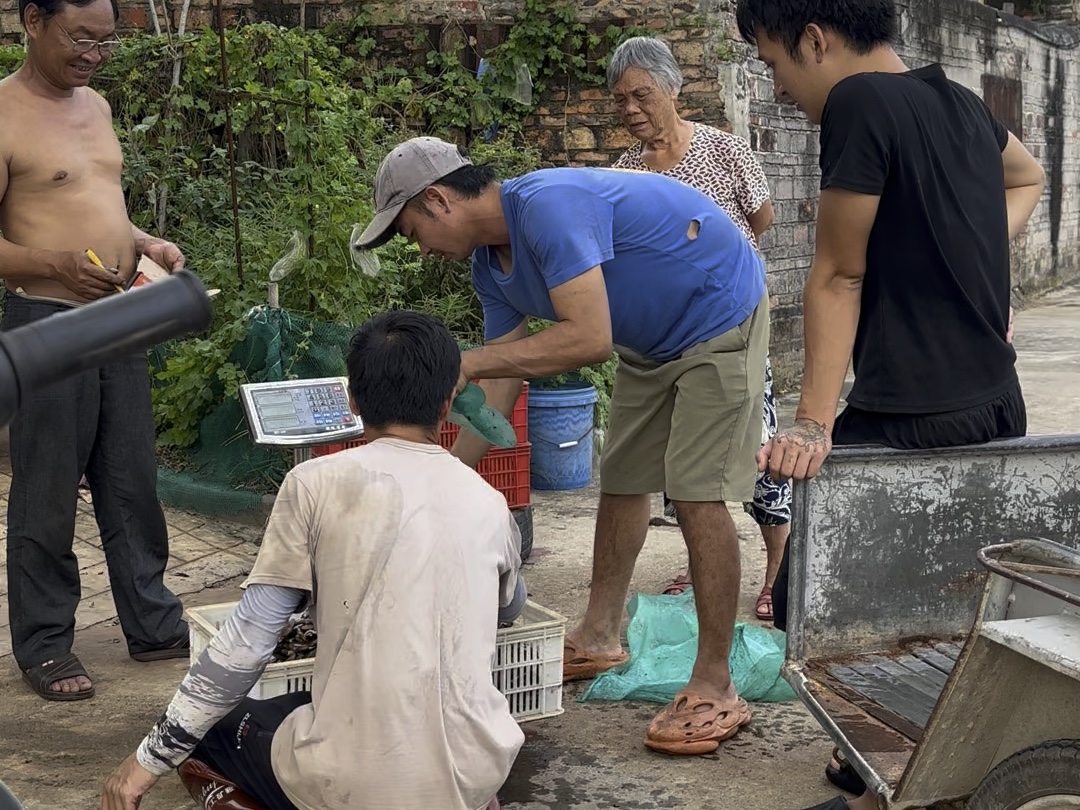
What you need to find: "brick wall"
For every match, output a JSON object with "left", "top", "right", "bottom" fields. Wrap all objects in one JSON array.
[
  {"left": 0, "top": 0, "right": 732, "bottom": 162},
  {"left": 718, "top": 61, "right": 820, "bottom": 378},
  {"left": 0, "top": 0, "right": 355, "bottom": 34},
  {"left": 527, "top": 21, "right": 727, "bottom": 166}
]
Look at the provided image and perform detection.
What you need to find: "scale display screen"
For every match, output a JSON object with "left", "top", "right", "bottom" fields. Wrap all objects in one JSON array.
[{"left": 240, "top": 378, "right": 365, "bottom": 447}]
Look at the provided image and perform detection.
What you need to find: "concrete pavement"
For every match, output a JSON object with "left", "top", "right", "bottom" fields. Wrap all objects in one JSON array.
[{"left": 0, "top": 282, "right": 1076, "bottom": 809}]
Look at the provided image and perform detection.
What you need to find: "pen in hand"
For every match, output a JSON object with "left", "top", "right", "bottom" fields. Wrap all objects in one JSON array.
[{"left": 85, "top": 249, "right": 125, "bottom": 295}]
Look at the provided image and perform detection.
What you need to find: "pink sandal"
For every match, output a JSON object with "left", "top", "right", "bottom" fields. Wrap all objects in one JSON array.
[
  {"left": 755, "top": 586, "right": 773, "bottom": 621},
  {"left": 662, "top": 573, "right": 693, "bottom": 596}
]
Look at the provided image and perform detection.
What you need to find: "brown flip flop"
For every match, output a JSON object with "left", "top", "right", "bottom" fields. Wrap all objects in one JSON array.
[
  {"left": 645, "top": 691, "right": 751, "bottom": 755},
  {"left": 562, "top": 638, "right": 628, "bottom": 683}
]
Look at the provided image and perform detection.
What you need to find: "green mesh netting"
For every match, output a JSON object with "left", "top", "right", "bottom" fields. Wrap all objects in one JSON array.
[
  {"left": 152, "top": 306, "right": 355, "bottom": 516},
  {"left": 156, "top": 467, "right": 266, "bottom": 515}
]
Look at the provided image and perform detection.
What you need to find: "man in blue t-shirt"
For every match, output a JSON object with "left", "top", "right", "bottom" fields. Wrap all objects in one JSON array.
[{"left": 356, "top": 136, "right": 769, "bottom": 756}]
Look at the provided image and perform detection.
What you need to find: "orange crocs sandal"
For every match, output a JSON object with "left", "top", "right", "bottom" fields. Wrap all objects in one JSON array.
[
  {"left": 644, "top": 692, "right": 751, "bottom": 755},
  {"left": 562, "top": 638, "right": 629, "bottom": 683}
]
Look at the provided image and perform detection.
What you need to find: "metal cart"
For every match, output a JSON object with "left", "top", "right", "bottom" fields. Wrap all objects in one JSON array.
[{"left": 784, "top": 435, "right": 1080, "bottom": 809}]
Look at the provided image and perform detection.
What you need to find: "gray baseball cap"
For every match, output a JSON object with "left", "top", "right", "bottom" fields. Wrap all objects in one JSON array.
[{"left": 354, "top": 137, "right": 472, "bottom": 250}]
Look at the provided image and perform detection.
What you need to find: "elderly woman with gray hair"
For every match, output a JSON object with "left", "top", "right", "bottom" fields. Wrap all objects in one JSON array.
[{"left": 608, "top": 35, "right": 789, "bottom": 622}]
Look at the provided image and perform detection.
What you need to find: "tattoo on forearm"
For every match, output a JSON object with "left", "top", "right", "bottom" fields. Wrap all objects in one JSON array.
[{"left": 794, "top": 417, "right": 828, "bottom": 434}]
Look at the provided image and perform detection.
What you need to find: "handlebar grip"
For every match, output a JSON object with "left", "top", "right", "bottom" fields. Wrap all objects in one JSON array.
[{"left": 0, "top": 270, "right": 213, "bottom": 427}]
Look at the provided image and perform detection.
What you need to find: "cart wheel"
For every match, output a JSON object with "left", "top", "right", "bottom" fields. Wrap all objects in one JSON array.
[
  {"left": 0, "top": 779, "right": 24, "bottom": 810},
  {"left": 966, "top": 739, "right": 1080, "bottom": 810},
  {"left": 512, "top": 505, "right": 533, "bottom": 562}
]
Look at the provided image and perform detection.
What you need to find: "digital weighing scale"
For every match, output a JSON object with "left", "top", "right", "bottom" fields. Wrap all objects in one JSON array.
[{"left": 240, "top": 377, "right": 365, "bottom": 463}]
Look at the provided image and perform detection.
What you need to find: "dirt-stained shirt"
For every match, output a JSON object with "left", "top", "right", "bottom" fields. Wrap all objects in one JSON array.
[{"left": 247, "top": 438, "right": 524, "bottom": 810}]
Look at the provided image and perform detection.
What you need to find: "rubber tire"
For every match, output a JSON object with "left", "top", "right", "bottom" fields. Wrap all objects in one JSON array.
[
  {"left": 0, "top": 780, "right": 23, "bottom": 810},
  {"left": 965, "top": 739, "right": 1080, "bottom": 810},
  {"left": 512, "top": 505, "right": 533, "bottom": 562}
]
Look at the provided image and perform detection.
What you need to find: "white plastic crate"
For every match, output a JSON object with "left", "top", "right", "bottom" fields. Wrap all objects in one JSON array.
[
  {"left": 186, "top": 602, "right": 314, "bottom": 700},
  {"left": 493, "top": 601, "right": 565, "bottom": 722},
  {"left": 186, "top": 599, "right": 565, "bottom": 723}
]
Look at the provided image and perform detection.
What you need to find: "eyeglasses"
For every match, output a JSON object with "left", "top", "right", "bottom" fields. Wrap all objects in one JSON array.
[{"left": 54, "top": 20, "right": 121, "bottom": 55}]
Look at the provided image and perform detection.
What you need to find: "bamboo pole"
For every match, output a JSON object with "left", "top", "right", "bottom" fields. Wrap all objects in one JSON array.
[{"left": 215, "top": 0, "right": 244, "bottom": 287}]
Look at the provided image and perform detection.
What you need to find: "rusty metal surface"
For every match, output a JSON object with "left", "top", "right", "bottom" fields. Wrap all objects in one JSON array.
[
  {"left": 787, "top": 435, "right": 1080, "bottom": 663},
  {"left": 790, "top": 642, "right": 960, "bottom": 800},
  {"left": 827, "top": 653, "right": 950, "bottom": 730},
  {"left": 789, "top": 662, "right": 916, "bottom": 796},
  {"left": 785, "top": 663, "right": 896, "bottom": 799},
  {"left": 803, "top": 641, "right": 961, "bottom": 741},
  {"left": 978, "top": 538, "right": 1080, "bottom": 609},
  {"left": 809, "top": 690, "right": 913, "bottom": 789}
]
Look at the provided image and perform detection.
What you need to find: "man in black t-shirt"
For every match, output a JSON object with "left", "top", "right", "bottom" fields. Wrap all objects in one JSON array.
[
  {"left": 737, "top": 0, "right": 1043, "bottom": 480},
  {"left": 736, "top": 2, "right": 1045, "bottom": 809}
]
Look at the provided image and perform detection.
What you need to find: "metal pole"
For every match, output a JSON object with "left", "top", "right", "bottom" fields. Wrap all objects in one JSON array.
[{"left": 303, "top": 48, "right": 316, "bottom": 312}]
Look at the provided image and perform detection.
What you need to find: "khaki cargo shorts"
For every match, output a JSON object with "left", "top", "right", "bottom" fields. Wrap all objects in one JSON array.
[{"left": 599, "top": 295, "right": 769, "bottom": 503}]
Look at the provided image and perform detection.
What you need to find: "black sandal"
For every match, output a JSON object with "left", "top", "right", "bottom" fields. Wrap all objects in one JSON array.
[
  {"left": 826, "top": 747, "right": 867, "bottom": 794},
  {"left": 130, "top": 633, "right": 190, "bottom": 662},
  {"left": 21, "top": 653, "right": 95, "bottom": 701}
]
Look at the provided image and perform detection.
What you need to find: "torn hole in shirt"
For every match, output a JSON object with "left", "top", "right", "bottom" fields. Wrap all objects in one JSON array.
[{"left": 687, "top": 219, "right": 701, "bottom": 240}]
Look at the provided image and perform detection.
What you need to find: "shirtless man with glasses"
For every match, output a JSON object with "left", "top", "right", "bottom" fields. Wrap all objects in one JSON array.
[{"left": 0, "top": 0, "right": 190, "bottom": 702}]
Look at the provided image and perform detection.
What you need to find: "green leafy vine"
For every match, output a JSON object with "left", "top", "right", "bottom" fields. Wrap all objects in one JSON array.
[{"left": 0, "top": 0, "right": 646, "bottom": 478}]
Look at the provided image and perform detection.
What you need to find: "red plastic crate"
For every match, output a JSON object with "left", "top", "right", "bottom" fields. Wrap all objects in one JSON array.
[
  {"left": 314, "top": 384, "right": 528, "bottom": 455},
  {"left": 311, "top": 441, "right": 531, "bottom": 508},
  {"left": 476, "top": 443, "right": 531, "bottom": 509}
]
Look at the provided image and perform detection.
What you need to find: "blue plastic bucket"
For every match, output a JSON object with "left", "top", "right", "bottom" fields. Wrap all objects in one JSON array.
[{"left": 528, "top": 382, "right": 598, "bottom": 490}]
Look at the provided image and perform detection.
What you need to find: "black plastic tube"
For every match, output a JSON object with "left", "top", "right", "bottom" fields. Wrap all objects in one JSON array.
[{"left": 0, "top": 270, "right": 213, "bottom": 427}]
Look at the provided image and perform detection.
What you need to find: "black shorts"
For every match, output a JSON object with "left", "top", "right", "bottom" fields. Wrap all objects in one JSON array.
[
  {"left": 773, "top": 381, "right": 1026, "bottom": 632},
  {"left": 829, "top": 381, "right": 1026, "bottom": 449},
  {"left": 192, "top": 691, "right": 312, "bottom": 810}
]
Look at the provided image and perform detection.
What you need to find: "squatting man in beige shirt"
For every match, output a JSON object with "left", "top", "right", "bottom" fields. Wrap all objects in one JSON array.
[{"left": 102, "top": 310, "right": 527, "bottom": 810}]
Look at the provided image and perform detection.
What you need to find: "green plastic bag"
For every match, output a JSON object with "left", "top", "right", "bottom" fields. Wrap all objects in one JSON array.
[{"left": 581, "top": 588, "right": 797, "bottom": 704}]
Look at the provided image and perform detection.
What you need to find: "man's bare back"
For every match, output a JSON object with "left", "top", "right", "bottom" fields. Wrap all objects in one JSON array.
[{"left": 0, "top": 71, "right": 135, "bottom": 303}]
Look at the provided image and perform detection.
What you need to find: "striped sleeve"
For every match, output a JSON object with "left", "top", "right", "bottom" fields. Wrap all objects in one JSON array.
[{"left": 136, "top": 583, "right": 307, "bottom": 774}]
